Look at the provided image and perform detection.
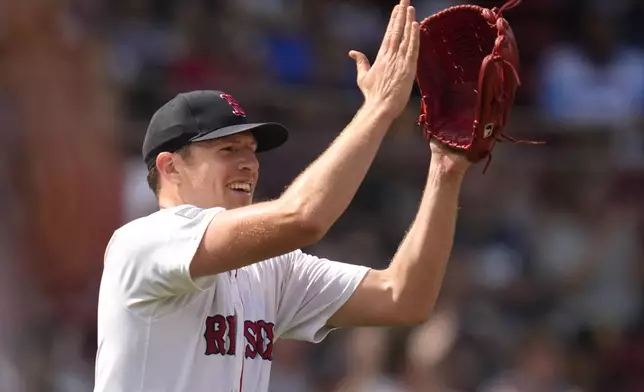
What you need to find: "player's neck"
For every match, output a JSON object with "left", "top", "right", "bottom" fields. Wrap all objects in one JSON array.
[{"left": 157, "top": 190, "right": 187, "bottom": 209}]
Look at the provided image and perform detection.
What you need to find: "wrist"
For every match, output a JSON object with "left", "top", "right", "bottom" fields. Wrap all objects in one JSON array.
[
  {"left": 429, "top": 141, "right": 471, "bottom": 179},
  {"left": 360, "top": 99, "right": 398, "bottom": 124},
  {"left": 428, "top": 153, "right": 469, "bottom": 182}
]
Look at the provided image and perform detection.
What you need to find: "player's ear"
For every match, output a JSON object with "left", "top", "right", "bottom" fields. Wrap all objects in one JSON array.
[{"left": 156, "top": 152, "right": 181, "bottom": 185}]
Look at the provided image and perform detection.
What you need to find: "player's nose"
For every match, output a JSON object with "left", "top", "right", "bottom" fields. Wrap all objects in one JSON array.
[{"left": 238, "top": 153, "right": 259, "bottom": 173}]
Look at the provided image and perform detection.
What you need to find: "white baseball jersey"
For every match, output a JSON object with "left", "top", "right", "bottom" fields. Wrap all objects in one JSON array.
[{"left": 94, "top": 205, "right": 370, "bottom": 392}]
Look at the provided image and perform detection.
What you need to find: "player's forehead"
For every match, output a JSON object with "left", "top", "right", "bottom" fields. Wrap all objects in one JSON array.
[
  {"left": 211, "top": 132, "right": 257, "bottom": 147},
  {"left": 187, "top": 133, "right": 257, "bottom": 155}
]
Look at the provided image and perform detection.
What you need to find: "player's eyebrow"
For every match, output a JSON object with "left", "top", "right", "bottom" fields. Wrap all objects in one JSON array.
[{"left": 229, "top": 138, "right": 258, "bottom": 151}]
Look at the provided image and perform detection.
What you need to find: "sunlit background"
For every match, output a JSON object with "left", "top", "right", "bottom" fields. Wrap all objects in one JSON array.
[{"left": 0, "top": 0, "right": 643, "bottom": 391}]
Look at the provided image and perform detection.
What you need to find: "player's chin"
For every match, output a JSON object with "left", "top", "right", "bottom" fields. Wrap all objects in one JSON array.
[{"left": 227, "top": 189, "right": 253, "bottom": 207}]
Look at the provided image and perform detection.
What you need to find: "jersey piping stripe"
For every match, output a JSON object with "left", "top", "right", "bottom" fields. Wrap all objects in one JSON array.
[
  {"left": 237, "top": 270, "right": 243, "bottom": 392},
  {"left": 239, "top": 359, "right": 245, "bottom": 391}
]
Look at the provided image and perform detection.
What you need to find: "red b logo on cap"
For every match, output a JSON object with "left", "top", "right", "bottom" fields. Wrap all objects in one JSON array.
[{"left": 220, "top": 93, "right": 246, "bottom": 117}]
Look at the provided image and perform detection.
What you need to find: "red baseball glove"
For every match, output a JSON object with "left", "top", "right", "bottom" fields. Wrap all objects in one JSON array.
[{"left": 416, "top": 0, "right": 540, "bottom": 170}]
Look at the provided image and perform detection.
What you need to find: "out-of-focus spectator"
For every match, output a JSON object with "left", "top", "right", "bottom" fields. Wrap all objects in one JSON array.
[
  {"left": 335, "top": 327, "right": 406, "bottom": 392},
  {"left": 602, "top": 307, "right": 644, "bottom": 392},
  {"left": 531, "top": 170, "right": 641, "bottom": 336},
  {"left": 404, "top": 306, "right": 466, "bottom": 392},
  {"left": 269, "top": 341, "right": 314, "bottom": 392},
  {"left": 478, "top": 329, "right": 579, "bottom": 392},
  {"left": 107, "top": 0, "right": 181, "bottom": 88},
  {"left": 537, "top": 2, "right": 644, "bottom": 126}
]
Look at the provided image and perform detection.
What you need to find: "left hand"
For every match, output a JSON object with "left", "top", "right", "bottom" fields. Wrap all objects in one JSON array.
[
  {"left": 349, "top": 0, "right": 420, "bottom": 119},
  {"left": 429, "top": 140, "right": 471, "bottom": 177}
]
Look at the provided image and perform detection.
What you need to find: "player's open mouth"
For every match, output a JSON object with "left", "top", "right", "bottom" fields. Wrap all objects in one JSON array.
[{"left": 227, "top": 182, "right": 253, "bottom": 195}]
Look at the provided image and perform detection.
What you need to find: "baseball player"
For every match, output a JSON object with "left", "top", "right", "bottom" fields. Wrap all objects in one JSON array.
[{"left": 94, "top": 0, "right": 470, "bottom": 391}]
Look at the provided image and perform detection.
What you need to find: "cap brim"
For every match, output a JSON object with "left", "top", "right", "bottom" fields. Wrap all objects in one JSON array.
[{"left": 190, "top": 122, "right": 289, "bottom": 153}]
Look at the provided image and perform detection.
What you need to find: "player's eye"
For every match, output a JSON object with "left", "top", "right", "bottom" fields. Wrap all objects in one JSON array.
[{"left": 220, "top": 146, "right": 234, "bottom": 152}]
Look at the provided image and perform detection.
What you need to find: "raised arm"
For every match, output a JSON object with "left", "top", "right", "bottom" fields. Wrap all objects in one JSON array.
[
  {"left": 328, "top": 142, "right": 470, "bottom": 327},
  {"left": 190, "top": 0, "right": 420, "bottom": 279}
]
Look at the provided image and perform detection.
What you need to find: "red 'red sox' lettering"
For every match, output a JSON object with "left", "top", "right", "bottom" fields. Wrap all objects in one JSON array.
[
  {"left": 256, "top": 320, "right": 274, "bottom": 360},
  {"left": 204, "top": 315, "right": 273, "bottom": 361},
  {"left": 244, "top": 320, "right": 274, "bottom": 361},
  {"left": 203, "top": 315, "right": 225, "bottom": 355},
  {"left": 220, "top": 93, "right": 246, "bottom": 117}
]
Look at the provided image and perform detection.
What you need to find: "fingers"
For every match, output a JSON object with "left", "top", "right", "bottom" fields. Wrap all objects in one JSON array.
[
  {"left": 377, "top": 5, "right": 400, "bottom": 58},
  {"left": 349, "top": 50, "right": 370, "bottom": 76},
  {"left": 388, "top": 0, "right": 410, "bottom": 53},
  {"left": 398, "top": 5, "right": 416, "bottom": 54},
  {"left": 406, "top": 21, "right": 420, "bottom": 64}
]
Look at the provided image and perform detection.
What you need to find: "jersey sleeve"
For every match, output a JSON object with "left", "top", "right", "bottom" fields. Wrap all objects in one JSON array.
[
  {"left": 274, "top": 250, "right": 370, "bottom": 343},
  {"left": 104, "top": 206, "right": 224, "bottom": 303}
]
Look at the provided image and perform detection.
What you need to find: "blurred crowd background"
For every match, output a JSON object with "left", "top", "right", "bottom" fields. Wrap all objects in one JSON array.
[{"left": 1, "top": 0, "right": 643, "bottom": 391}]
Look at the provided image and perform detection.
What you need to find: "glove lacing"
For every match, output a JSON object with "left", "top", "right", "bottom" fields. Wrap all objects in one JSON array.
[{"left": 493, "top": 0, "right": 522, "bottom": 18}]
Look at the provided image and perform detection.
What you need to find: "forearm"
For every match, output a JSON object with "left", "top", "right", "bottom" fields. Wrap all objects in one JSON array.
[
  {"left": 280, "top": 102, "right": 394, "bottom": 231},
  {"left": 386, "top": 158, "right": 465, "bottom": 320}
]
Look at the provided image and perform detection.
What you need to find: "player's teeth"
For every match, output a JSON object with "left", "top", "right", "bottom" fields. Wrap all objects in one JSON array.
[{"left": 229, "top": 183, "right": 251, "bottom": 192}]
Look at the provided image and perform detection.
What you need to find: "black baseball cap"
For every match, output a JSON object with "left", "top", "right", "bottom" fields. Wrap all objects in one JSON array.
[{"left": 142, "top": 90, "right": 289, "bottom": 169}]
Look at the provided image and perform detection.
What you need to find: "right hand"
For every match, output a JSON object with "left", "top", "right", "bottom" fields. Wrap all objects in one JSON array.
[{"left": 349, "top": 0, "right": 420, "bottom": 119}]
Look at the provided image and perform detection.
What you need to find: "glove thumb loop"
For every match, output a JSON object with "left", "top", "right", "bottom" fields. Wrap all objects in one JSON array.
[{"left": 349, "top": 50, "right": 370, "bottom": 76}]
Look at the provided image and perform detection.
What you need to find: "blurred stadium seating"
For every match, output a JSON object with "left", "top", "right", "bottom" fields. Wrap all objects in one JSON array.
[{"left": 0, "top": 0, "right": 643, "bottom": 391}]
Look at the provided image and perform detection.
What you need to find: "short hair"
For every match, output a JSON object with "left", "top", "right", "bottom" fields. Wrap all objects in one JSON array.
[{"left": 146, "top": 146, "right": 191, "bottom": 196}]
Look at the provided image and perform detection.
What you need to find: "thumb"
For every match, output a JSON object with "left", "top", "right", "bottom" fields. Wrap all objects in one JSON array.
[{"left": 349, "top": 50, "right": 370, "bottom": 76}]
